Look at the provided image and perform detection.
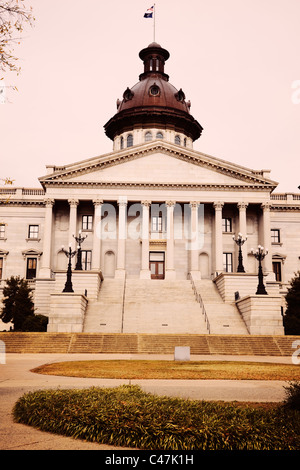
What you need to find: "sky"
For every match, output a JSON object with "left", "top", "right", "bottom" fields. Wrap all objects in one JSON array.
[{"left": 0, "top": 0, "right": 300, "bottom": 192}]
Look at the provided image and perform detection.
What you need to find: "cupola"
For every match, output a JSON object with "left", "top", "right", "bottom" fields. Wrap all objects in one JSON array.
[{"left": 104, "top": 43, "right": 203, "bottom": 149}]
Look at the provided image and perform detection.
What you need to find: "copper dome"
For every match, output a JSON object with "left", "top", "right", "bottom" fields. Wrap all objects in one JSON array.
[{"left": 104, "top": 43, "right": 203, "bottom": 141}]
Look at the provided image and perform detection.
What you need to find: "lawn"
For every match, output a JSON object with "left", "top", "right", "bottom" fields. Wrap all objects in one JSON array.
[{"left": 31, "top": 359, "right": 300, "bottom": 381}]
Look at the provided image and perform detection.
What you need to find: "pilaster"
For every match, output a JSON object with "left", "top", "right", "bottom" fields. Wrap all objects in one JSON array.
[{"left": 39, "top": 198, "right": 55, "bottom": 278}]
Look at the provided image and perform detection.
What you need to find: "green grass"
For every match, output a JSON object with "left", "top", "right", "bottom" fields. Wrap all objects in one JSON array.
[
  {"left": 13, "top": 385, "right": 300, "bottom": 450},
  {"left": 31, "top": 360, "right": 300, "bottom": 381}
]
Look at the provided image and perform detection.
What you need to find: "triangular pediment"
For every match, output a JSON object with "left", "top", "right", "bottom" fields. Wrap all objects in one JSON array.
[{"left": 39, "top": 141, "right": 278, "bottom": 190}]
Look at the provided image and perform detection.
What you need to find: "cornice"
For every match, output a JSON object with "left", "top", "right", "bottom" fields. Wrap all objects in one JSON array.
[
  {"left": 0, "top": 200, "right": 45, "bottom": 207},
  {"left": 40, "top": 180, "right": 274, "bottom": 192},
  {"left": 270, "top": 205, "right": 300, "bottom": 212}
]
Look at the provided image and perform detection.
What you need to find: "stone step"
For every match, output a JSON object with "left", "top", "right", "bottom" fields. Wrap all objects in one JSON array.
[
  {"left": 122, "top": 279, "right": 208, "bottom": 334},
  {"left": 0, "top": 332, "right": 298, "bottom": 356},
  {"left": 193, "top": 279, "right": 249, "bottom": 334}
]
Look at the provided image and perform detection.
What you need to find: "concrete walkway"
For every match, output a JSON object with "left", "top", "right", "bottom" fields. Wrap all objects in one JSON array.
[{"left": 0, "top": 353, "right": 294, "bottom": 450}]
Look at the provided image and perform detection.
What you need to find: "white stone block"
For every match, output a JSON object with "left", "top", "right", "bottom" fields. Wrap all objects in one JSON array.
[{"left": 174, "top": 346, "right": 190, "bottom": 361}]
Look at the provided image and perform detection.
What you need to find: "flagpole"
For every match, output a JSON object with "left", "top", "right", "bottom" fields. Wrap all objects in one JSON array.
[{"left": 153, "top": 3, "right": 156, "bottom": 42}]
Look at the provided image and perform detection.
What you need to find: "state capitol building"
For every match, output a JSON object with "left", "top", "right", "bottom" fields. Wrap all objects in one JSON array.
[{"left": 1, "top": 42, "right": 299, "bottom": 336}]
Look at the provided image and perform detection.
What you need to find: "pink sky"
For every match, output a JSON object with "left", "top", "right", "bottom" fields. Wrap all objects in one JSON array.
[{"left": 1, "top": 0, "right": 300, "bottom": 192}]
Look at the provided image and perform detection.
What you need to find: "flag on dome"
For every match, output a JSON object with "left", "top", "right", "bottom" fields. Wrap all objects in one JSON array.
[{"left": 144, "top": 5, "right": 154, "bottom": 18}]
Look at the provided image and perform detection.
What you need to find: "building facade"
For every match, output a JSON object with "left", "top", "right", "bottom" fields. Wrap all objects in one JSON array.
[{"left": 1, "top": 43, "right": 299, "bottom": 334}]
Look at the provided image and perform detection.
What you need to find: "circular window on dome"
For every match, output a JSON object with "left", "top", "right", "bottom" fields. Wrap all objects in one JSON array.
[{"left": 149, "top": 84, "right": 160, "bottom": 97}]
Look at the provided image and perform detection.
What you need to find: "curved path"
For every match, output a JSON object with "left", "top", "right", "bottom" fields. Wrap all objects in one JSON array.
[{"left": 0, "top": 353, "right": 293, "bottom": 450}]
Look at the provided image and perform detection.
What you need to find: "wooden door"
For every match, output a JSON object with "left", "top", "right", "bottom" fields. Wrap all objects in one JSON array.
[{"left": 150, "top": 261, "right": 165, "bottom": 279}]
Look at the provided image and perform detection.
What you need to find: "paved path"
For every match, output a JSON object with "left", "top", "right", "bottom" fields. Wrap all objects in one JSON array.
[{"left": 0, "top": 353, "right": 294, "bottom": 450}]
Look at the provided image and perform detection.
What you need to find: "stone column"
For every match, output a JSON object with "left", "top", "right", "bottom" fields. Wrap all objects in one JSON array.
[
  {"left": 237, "top": 202, "right": 248, "bottom": 272},
  {"left": 190, "top": 201, "right": 200, "bottom": 276},
  {"left": 116, "top": 197, "right": 127, "bottom": 278},
  {"left": 165, "top": 201, "right": 176, "bottom": 279},
  {"left": 213, "top": 202, "right": 224, "bottom": 275},
  {"left": 261, "top": 202, "right": 274, "bottom": 277},
  {"left": 91, "top": 199, "right": 103, "bottom": 271},
  {"left": 68, "top": 199, "right": 79, "bottom": 268},
  {"left": 140, "top": 200, "right": 151, "bottom": 279},
  {"left": 39, "top": 198, "right": 55, "bottom": 278}
]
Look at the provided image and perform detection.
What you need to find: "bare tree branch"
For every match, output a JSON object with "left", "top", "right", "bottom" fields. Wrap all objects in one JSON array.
[{"left": 0, "top": 0, "right": 34, "bottom": 74}]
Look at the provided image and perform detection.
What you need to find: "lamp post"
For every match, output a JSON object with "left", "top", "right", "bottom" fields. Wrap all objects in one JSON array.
[
  {"left": 251, "top": 245, "right": 268, "bottom": 295},
  {"left": 233, "top": 232, "right": 247, "bottom": 273},
  {"left": 61, "top": 244, "right": 77, "bottom": 293},
  {"left": 73, "top": 230, "right": 87, "bottom": 270}
]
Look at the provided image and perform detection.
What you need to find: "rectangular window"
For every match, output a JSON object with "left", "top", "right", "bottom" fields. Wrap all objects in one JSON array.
[
  {"left": 82, "top": 215, "right": 93, "bottom": 231},
  {"left": 152, "top": 215, "right": 163, "bottom": 232},
  {"left": 26, "top": 258, "right": 37, "bottom": 279},
  {"left": 223, "top": 253, "right": 233, "bottom": 273},
  {"left": 0, "top": 224, "right": 5, "bottom": 239},
  {"left": 81, "top": 250, "right": 92, "bottom": 271},
  {"left": 271, "top": 229, "right": 280, "bottom": 244},
  {"left": 273, "top": 261, "right": 282, "bottom": 282},
  {"left": 28, "top": 225, "right": 39, "bottom": 239},
  {"left": 0, "top": 257, "right": 3, "bottom": 279},
  {"left": 222, "top": 218, "right": 232, "bottom": 233}
]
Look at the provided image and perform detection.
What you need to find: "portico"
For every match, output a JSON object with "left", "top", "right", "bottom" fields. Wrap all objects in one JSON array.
[{"left": 35, "top": 184, "right": 275, "bottom": 282}]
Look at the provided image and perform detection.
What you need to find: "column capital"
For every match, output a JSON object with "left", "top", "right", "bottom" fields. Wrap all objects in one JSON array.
[
  {"left": 93, "top": 199, "right": 103, "bottom": 206},
  {"left": 237, "top": 201, "right": 249, "bottom": 210},
  {"left": 118, "top": 196, "right": 127, "bottom": 207},
  {"left": 141, "top": 200, "right": 151, "bottom": 207},
  {"left": 43, "top": 198, "right": 55, "bottom": 208},
  {"left": 68, "top": 198, "right": 79, "bottom": 207},
  {"left": 213, "top": 201, "right": 224, "bottom": 210},
  {"left": 165, "top": 200, "right": 176, "bottom": 207},
  {"left": 189, "top": 201, "right": 200, "bottom": 209},
  {"left": 261, "top": 202, "right": 272, "bottom": 211}
]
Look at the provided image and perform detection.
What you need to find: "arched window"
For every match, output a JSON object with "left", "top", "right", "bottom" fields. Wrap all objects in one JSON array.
[
  {"left": 145, "top": 131, "right": 152, "bottom": 142},
  {"left": 127, "top": 134, "right": 133, "bottom": 147},
  {"left": 120, "top": 136, "right": 124, "bottom": 149},
  {"left": 175, "top": 135, "right": 181, "bottom": 145},
  {"left": 156, "top": 132, "right": 163, "bottom": 139}
]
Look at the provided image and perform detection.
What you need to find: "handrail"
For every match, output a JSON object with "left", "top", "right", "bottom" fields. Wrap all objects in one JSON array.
[{"left": 189, "top": 273, "right": 210, "bottom": 334}]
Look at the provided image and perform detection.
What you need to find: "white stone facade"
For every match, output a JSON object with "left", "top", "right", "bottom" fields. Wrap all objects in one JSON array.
[{"left": 0, "top": 139, "right": 299, "bottom": 334}]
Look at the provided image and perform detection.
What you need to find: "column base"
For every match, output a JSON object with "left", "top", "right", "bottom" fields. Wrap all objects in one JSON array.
[
  {"left": 140, "top": 269, "right": 151, "bottom": 279},
  {"left": 38, "top": 267, "right": 52, "bottom": 279},
  {"left": 114, "top": 269, "right": 126, "bottom": 280},
  {"left": 165, "top": 269, "right": 176, "bottom": 280}
]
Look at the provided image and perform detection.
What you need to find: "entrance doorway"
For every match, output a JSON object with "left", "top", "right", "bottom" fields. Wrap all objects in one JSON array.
[{"left": 149, "top": 252, "right": 165, "bottom": 279}]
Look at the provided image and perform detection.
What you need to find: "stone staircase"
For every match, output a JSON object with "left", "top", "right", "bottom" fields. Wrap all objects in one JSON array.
[
  {"left": 192, "top": 279, "right": 249, "bottom": 335},
  {"left": 0, "top": 331, "right": 299, "bottom": 356},
  {"left": 122, "top": 280, "right": 208, "bottom": 334},
  {"left": 83, "top": 278, "right": 249, "bottom": 335},
  {"left": 83, "top": 279, "right": 124, "bottom": 333}
]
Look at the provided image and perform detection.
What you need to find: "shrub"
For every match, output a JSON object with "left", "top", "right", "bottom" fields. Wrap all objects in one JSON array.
[
  {"left": 284, "top": 271, "right": 300, "bottom": 335},
  {"left": 13, "top": 385, "right": 300, "bottom": 450},
  {"left": 283, "top": 381, "right": 300, "bottom": 411},
  {"left": 0, "top": 276, "right": 48, "bottom": 331}
]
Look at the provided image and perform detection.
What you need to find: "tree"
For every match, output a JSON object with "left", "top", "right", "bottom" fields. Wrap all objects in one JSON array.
[
  {"left": 0, "top": 276, "right": 47, "bottom": 331},
  {"left": 283, "top": 271, "right": 300, "bottom": 335},
  {"left": 0, "top": 0, "right": 34, "bottom": 74}
]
